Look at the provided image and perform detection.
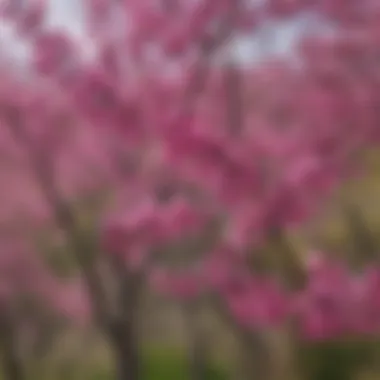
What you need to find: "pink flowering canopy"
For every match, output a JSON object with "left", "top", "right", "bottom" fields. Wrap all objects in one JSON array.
[{"left": 0, "top": 0, "right": 380, "bottom": 355}]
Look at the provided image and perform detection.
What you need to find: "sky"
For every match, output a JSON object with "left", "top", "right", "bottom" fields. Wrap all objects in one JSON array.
[{"left": 0, "top": 0, "right": 314, "bottom": 65}]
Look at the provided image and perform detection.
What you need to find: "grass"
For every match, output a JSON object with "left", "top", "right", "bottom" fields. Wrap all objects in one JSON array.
[
  {"left": 141, "top": 346, "right": 228, "bottom": 380},
  {"left": 298, "top": 339, "right": 378, "bottom": 380},
  {"left": 29, "top": 345, "right": 229, "bottom": 380}
]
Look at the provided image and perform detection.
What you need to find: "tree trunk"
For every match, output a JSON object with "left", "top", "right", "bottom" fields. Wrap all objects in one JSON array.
[
  {"left": 1, "top": 348, "right": 24, "bottom": 380},
  {"left": 183, "top": 302, "right": 210, "bottom": 380},
  {"left": 212, "top": 299, "right": 273, "bottom": 380},
  {"left": 0, "top": 314, "right": 24, "bottom": 380},
  {"left": 270, "top": 326, "right": 302, "bottom": 380},
  {"left": 237, "top": 330, "right": 273, "bottom": 380},
  {"left": 109, "top": 319, "right": 141, "bottom": 380}
]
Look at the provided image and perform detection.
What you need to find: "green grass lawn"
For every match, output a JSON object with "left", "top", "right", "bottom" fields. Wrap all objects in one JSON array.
[{"left": 43, "top": 346, "right": 229, "bottom": 380}]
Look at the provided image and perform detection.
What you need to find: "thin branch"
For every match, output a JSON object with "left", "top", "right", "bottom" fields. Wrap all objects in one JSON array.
[{"left": 5, "top": 108, "right": 112, "bottom": 331}]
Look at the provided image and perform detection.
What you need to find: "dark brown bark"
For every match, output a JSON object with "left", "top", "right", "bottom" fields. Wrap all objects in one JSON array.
[
  {"left": 0, "top": 347, "right": 24, "bottom": 380},
  {"left": 38, "top": 167, "right": 142, "bottom": 380},
  {"left": 0, "top": 313, "right": 24, "bottom": 380},
  {"left": 212, "top": 299, "right": 272, "bottom": 380},
  {"left": 183, "top": 302, "right": 210, "bottom": 380},
  {"left": 109, "top": 318, "right": 140, "bottom": 380},
  {"left": 106, "top": 263, "right": 142, "bottom": 380},
  {"left": 238, "top": 330, "right": 272, "bottom": 380}
]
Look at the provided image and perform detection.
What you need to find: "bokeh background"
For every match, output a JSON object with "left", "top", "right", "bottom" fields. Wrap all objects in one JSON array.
[{"left": 1, "top": 1, "right": 380, "bottom": 380}]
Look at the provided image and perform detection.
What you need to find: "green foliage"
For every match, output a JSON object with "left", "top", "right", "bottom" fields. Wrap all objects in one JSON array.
[
  {"left": 299, "top": 339, "right": 375, "bottom": 380},
  {"left": 44, "top": 346, "right": 229, "bottom": 380},
  {"left": 141, "top": 347, "right": 228, "bottom": 380}
]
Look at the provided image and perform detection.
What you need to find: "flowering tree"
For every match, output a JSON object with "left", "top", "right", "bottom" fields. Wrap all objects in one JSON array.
[
  {"left": 0, "top": 72, "right": 94, "bottom": 380},
  {"left": 1, "top": 1, "right": 380, "bottom": 380}
]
